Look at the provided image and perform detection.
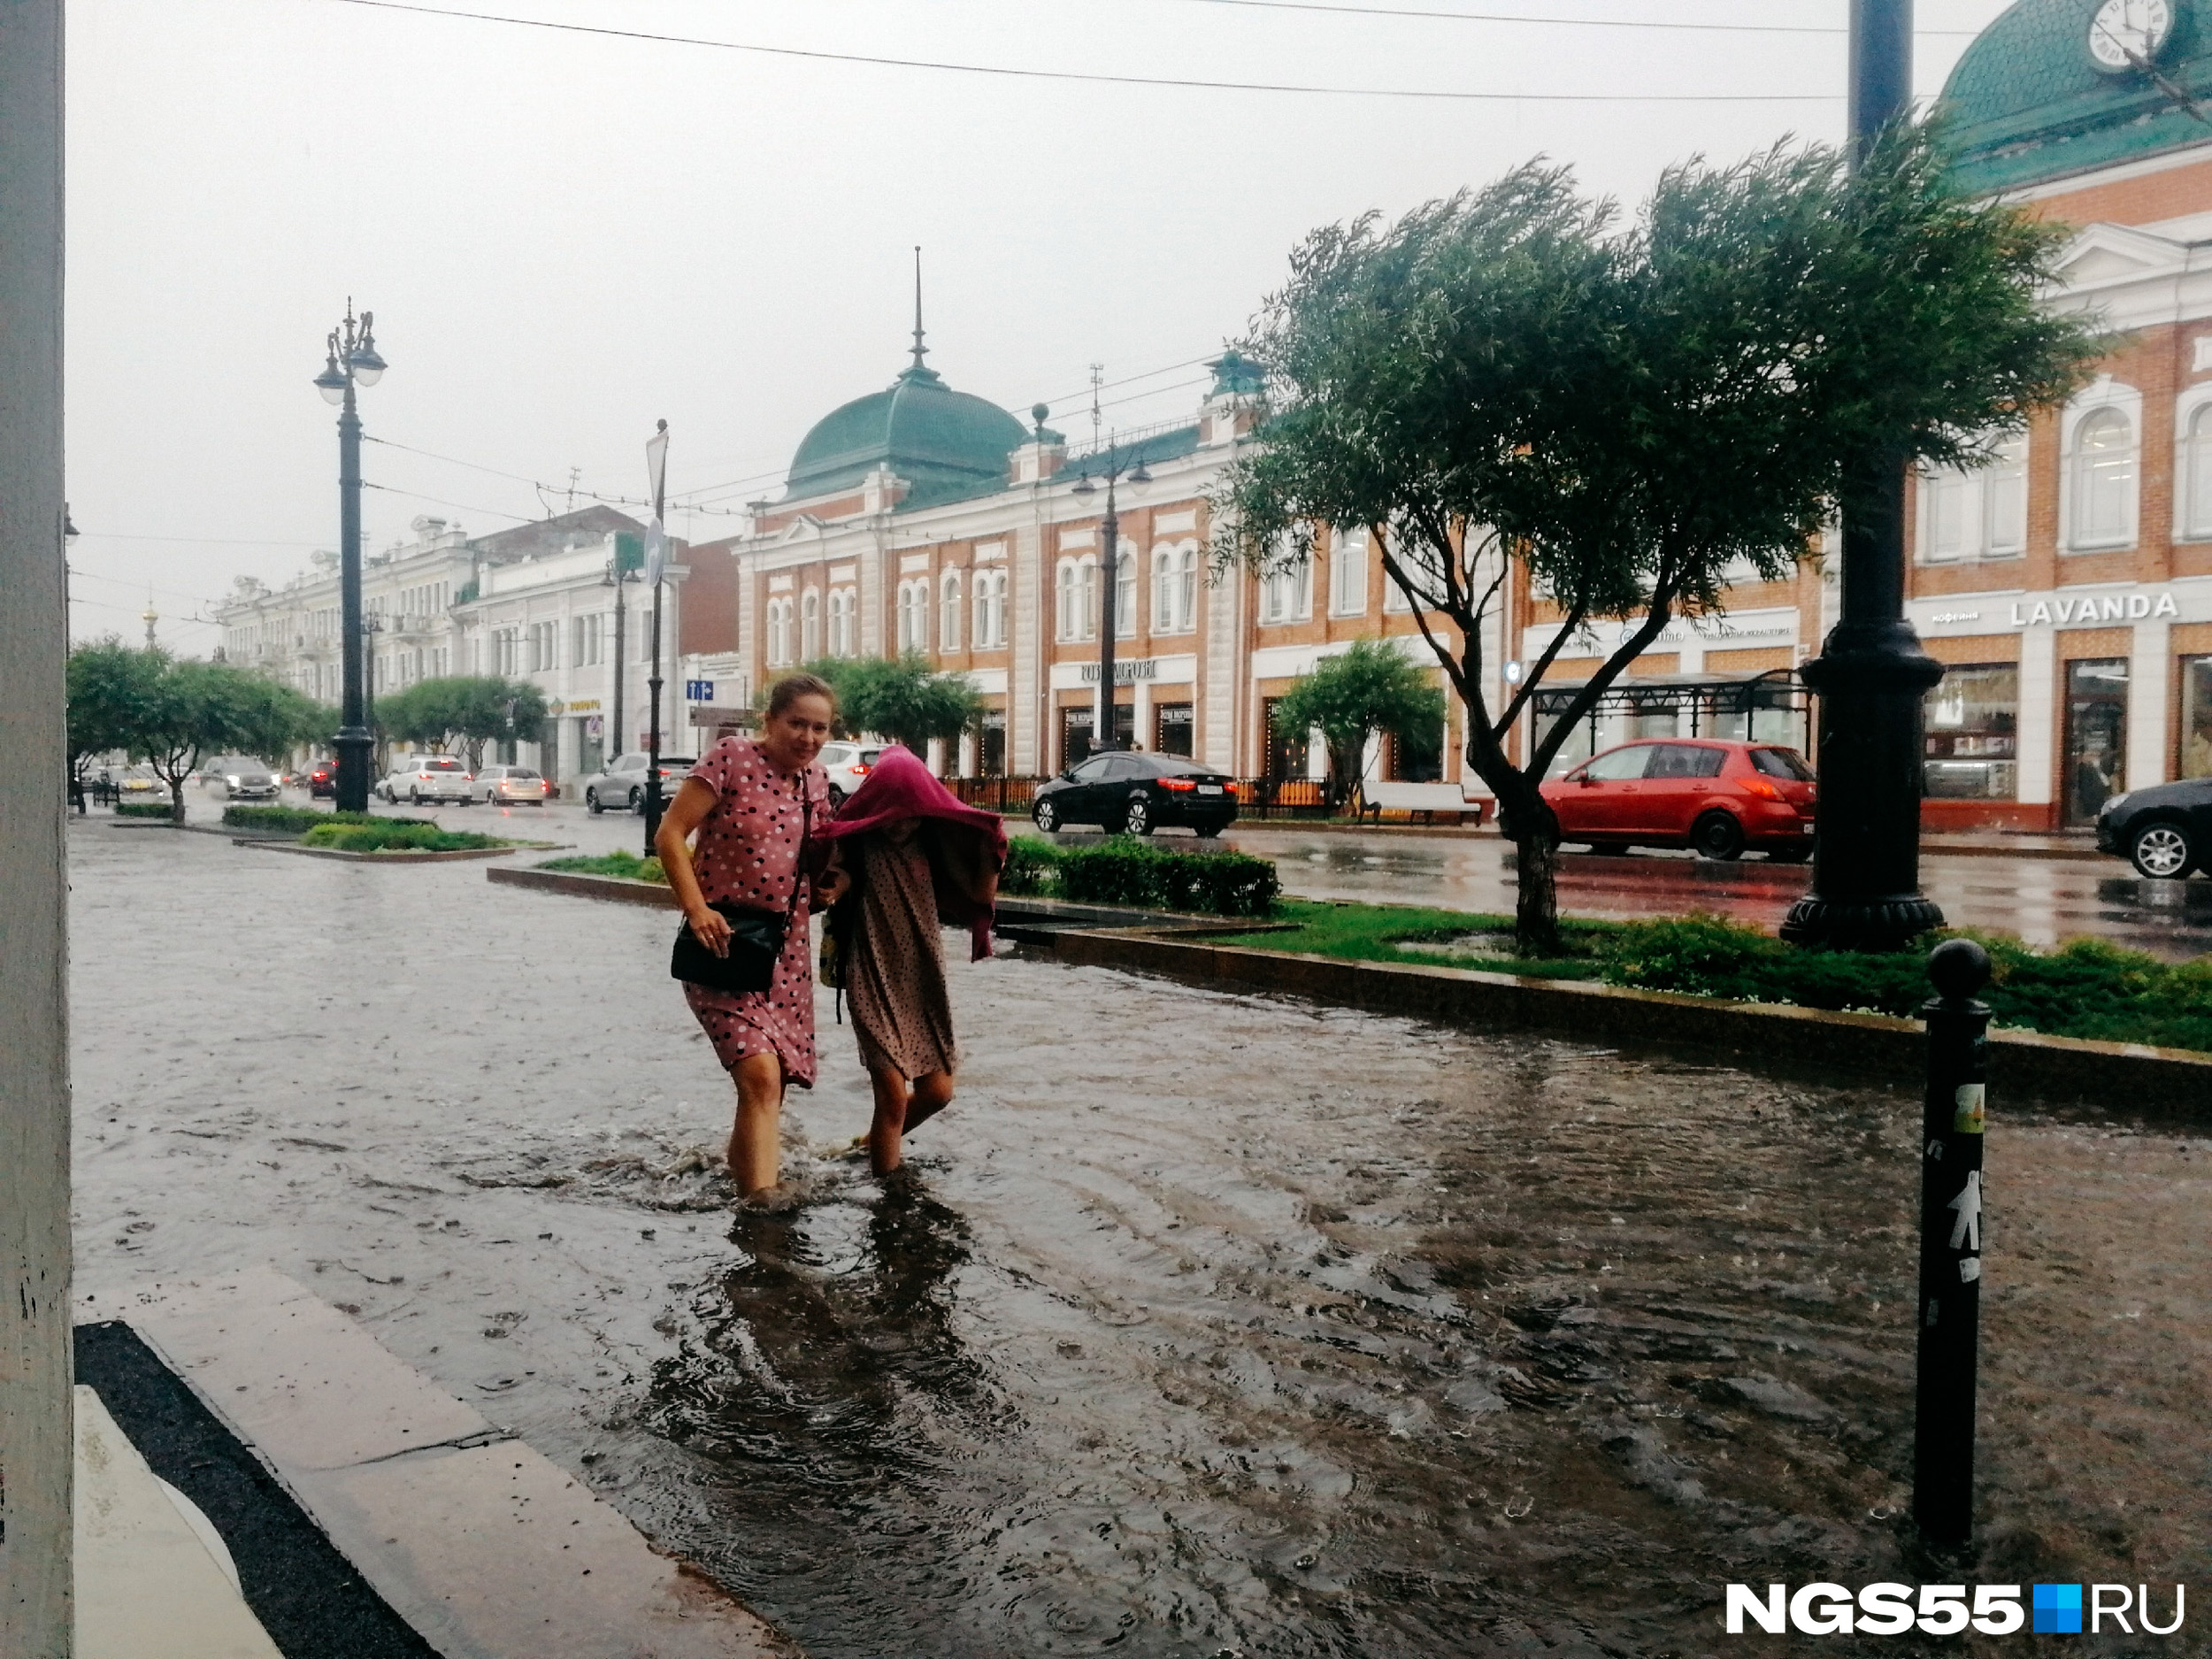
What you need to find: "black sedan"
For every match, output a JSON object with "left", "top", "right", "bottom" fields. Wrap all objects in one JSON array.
[
  {"left": 2095, "top": 777, "right": 2212, "bottom": 878},
  {"left": 1032, "top": 752, "right": 1238, "bottom": 836}
]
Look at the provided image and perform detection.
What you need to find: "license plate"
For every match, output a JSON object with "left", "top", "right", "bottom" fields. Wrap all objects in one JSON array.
[
  {"left": 1802, "top": 822, "right": 1816, "bottom": 833},
  {"left": 1197, "top": 785, "right": 1223, "bottom": 795}
]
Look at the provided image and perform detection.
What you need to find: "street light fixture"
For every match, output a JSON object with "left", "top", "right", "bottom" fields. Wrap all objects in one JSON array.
[
  {"left": 642, "top": 419, "right": 672, "bottom": 853},
  {"left": 312, "top": 301, "right": 388, "bottom": 812}
]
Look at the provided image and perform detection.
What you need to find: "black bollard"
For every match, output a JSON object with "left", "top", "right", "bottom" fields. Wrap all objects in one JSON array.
[{"left": 1913, "top": 936, "right": 1992, "bottom": 1542}]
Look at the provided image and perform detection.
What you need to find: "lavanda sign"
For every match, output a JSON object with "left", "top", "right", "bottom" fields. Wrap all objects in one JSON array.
[{"left": 2010, "top": 592, "right": 2179, "bottom": 626}]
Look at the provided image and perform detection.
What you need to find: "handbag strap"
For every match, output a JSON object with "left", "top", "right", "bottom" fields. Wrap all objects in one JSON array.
[{"left": 785, "top": 778, "right": 813, "bottom": 921}]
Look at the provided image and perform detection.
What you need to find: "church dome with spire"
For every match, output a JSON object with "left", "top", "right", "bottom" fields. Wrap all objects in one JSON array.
[{"left": 781, "top": 267, "right": 1029, "bottom": 511}]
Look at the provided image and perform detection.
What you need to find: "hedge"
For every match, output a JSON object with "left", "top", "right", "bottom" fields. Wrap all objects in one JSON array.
[
  {"left": 540, "top": 851, "right": 667, "bottom": 883},
  {"left": 1000, "top": 834, "right": 1279, "bottom": 918},
  {"left": 221, "top": 804, "right": 403, "bottom": 833},
  {"left": 114, "top": 801, "right": 173, "bottom": 819},
  {"left": 299, "top": 821, "right": 504, "bottom": 853}
]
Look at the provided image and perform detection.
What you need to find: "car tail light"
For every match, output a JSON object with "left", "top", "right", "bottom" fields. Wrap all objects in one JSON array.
[
  {"left": 418, "top": 772, "right": 434, "bottom": 780},
  {"left": 849, "top": 764, "right": 870, "bottom": 777},
  {"left": 1737, "top": 776, "right": 1781, "bottom": 800},
  {"left": 1223, "top": 781, "right": 1238, "bottom": 795},
  {"left": 1160, "top": 778, "right": 1196, "bottom": 792}
]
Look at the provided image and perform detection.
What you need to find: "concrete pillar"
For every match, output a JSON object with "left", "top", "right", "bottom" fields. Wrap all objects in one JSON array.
[
  {"left": 2129, "top": 618, "right": 2171, "bottom": 791},
  {"left": 0, "top": 4, "right": 73, "bottom": 1653}
]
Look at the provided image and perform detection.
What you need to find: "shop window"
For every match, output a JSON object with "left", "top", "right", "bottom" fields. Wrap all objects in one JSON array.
[
  {"left": 2070, "top": 408, "right": 2136, "bottom": 549},
  {"left": 980, "top": 708, "right": 1006, "bottom": 776},
  {"left": 1263, "top": 696, "right": 1315, "bottom": 780},
  {"left": 1924, "top": 663, "right": 2018, "bottom": 800},
  {"left": 2062, "top": 658, "right": 2129, "bottom": 825},
  {"left": 1389, "top": 720, "right": 1443, "bottom": 783},
  {"left": 1156, "top": 702, "right": 1194, "bottom": 757},
  {"left": 2182, "top": 656, "right": 2212, "bottom": 780}
]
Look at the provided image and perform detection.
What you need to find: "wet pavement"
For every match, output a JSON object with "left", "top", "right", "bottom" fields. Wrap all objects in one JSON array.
[{"left": 72, "top": 818, "right": 2212, "bottom": 1657}]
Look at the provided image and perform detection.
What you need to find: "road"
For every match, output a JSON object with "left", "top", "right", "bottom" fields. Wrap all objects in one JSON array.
[
  {"left": 70, "top": 816, "right": 2212, "bottom": 1657},
  {"left": 319, "top": 790, "right": 2212, "bottom": 960}
]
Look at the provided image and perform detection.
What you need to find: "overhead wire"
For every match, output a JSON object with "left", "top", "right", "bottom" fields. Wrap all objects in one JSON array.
[
  {"left": 1174, "top": 0, "right": 1980, "bottom": 38},
  {"left": 360, "top": 480, "right": 537, "bottom": 523},
  {"left": 305, "top": 0, "right": 1842, "bottom": 101}
]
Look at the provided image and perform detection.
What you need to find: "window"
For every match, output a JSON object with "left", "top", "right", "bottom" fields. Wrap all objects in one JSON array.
[
  {"left": 826, "top": 588, "right": 855, "bottom": 657},
  {"left": 1382, "top": 533, "right": 1445, "bottom": 612},
  {"left": 1331, "top": 526, "right": 1367, "bottom": 616},
  {"left": 1115, "top": 548, "right": 1136, "bottom": 637},
  {"left": 2063, "top": 658, "right": 2129, "bottom": 824},
  {"left": 2183, "top": 657, "right": 2212, "bottom": 779},
  {"left": 2184, "top": 405, "right": 2212, "bottom": 541},
  {"left": 802, "top": 591, "right": 821, "bottom": 660},
  {"left": 973, "top": 570, "right": 1005, "bottom": 649},
  {"left": 1647, "top": 743, "right": 1725, "bottom": 780},
  {"left": 767, "top": 598, "right": 792, "bottom": 666},
  {"left": 1260, "top": 543, "right": 1312, "bottom": 625},
  {"left": 2070, "top": 407, "right": 2136, "bottom": 549},
  {"left": 1581, "top": 744, "right": 1655, "bottom": 781},
  {"left": 895, "top": 580, "right": 928, "bottom": 652},
  {"left": 941, "top": 570, "right": 963, "bottom": 651},
  {"left": 1155, "top": 702, "right": 1194, "bottom": 757},
  {"left": 1917, "top": 435, "right": 2026, "bottom": 562},
  {"left": 1923, "top": 664, "right": 2017, "bottom": 801},
  {"left": 1177, "top": 548, "right": 1198, "bottom": 634},
  {"left": 1153, "top": 548, "right": 1178, "bottom": 634},
  {"left": 1751, "top": 747, "right": 1816, "bottom": 781},
  {"left": 1056, "top": 561, "right": 1079, "bottom": 641},
  {"left": 1057, "top": 557, "right": 1097, "bottom": 641}
]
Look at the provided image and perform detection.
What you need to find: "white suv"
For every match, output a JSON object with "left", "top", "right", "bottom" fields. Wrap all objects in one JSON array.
[
  {"left": 378, "top": 755, "right": 472, "bottom": 805},
  {"left": 819, "top": 742, "right": 885, "bottom": 805}
]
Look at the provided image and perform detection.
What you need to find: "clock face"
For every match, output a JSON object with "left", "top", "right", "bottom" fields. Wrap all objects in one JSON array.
[{"left": 2089, "top": 0, "right": 2174, "bottom": 71}]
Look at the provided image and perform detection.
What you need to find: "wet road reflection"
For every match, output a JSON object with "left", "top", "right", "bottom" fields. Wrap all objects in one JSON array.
[{"left": 1225, "top": 828, "right": 2212, "bottom": 960}]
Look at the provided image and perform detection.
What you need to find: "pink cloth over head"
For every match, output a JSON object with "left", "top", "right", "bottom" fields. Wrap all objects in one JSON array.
[{"left": 818, "top": 745, "right": 1010, "bottom": 960}]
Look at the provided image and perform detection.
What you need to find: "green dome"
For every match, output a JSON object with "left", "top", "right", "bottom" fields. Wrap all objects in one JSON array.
[
  {"left": 783, "top": 359, "right": 1028, "bottom": 511},
  {"left": 1942, "top": 0, "right": 2212, "bottom": 195}
]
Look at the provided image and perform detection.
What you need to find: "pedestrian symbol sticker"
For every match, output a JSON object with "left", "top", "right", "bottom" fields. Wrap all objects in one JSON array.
[
  {"left": 1953, "top": 1082, "right": 1985, "bottom": 1134},
  {"left": 1947, "top": 1170, "right": 1982, "bottom": 1253}
]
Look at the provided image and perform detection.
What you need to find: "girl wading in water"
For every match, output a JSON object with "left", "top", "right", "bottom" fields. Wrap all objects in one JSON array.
[
  {"left": 656, "top": 673, "right": 835, "bottom": 1204},
  {"left": 816, "top": 746, "right": 1007, "bottom": 1177}
]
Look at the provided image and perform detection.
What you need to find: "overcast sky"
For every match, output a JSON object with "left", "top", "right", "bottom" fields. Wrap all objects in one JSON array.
[{"left": 65, "top": 0, "right": 2015, "bottom": 652}]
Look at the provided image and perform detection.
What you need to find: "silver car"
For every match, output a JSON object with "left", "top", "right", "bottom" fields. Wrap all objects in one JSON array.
[
  {"left": 378, "top": 755, "right": 472, "bottom": 806},
  {"left": 204, "top": 756, "right": 280, "bottom": 801},
  {"left": 580, "top": 753, "right": 695, "bottom": 815},
  {"left": 472, "top": 764, "right": 552, "bottom": 806}
]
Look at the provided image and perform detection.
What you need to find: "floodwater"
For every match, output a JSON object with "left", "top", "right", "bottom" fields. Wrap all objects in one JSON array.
[{"left": 71, "top": 822, "right": 2212, "bottom": 1657}]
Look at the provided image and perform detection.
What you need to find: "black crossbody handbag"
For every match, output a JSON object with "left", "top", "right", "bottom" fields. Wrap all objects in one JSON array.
[{"left": 670, "top": 789, "right": 810, "bottom": 995}]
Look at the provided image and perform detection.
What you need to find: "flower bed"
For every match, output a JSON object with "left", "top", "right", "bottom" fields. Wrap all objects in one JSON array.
[
  {"left": 114, "top": 801, "right": 173, "bottom": 819},
  {"left": 299, "top": 821, "right": 507, "bottom": 854},
  {"left": 1220, "top": 904, "right": 2212, "bottom": 1054},
  {"left": 220, "top": 803, "right": 373, "bottom": 833},
  {"left": 540, "top": 851, "right": 666, "bottom": 883},
  {"left": 1002, "top": 834, "right": 1279, "bottom": 918}
]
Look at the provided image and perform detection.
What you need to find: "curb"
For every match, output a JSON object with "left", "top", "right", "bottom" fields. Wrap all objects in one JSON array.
[
  {"left": 1044, "top": 929, "right": 2212, "bottom": 1113},
  {"left": 488, "top": 865, "right": 680, "bottom": 906},
  {"left": 242, "top": 841, "right": 518, "bottom": 864}
]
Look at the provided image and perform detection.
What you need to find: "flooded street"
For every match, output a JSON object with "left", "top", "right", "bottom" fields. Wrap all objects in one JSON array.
[{"left": 71, "top": 821, "right": 2212, "bottom": 1657}]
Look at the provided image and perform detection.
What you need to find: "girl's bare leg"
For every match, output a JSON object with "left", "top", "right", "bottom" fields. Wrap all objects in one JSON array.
[
  {"left": 902, "top": 1071, "right": 955, "bottom": 1136},
  {"left": 867, "top": 1064, "right": 911, "bottom": 1176},
  {"left": 731, "top": 1052, "right": 786, "bottom": 1197}
]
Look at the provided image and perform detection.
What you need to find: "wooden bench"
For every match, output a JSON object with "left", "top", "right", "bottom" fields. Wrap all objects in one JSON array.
[{"left": 1355, "top": 781, "right": 1489, "bottom": 827}]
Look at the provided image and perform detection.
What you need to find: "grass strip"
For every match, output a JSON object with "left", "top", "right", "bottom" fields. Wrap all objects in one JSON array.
[
  {"left": 1001, "top": 833, "right": 1279, "bottom": 918},
  {"left": 299, "top": 821, "right": 508, "bottom": 854},
  {"left": 539, "top": 850, "right": 667, "bottom": 883},
  {"left": 1215, "top": 902, "right": 2212, "bottom": 1054}
]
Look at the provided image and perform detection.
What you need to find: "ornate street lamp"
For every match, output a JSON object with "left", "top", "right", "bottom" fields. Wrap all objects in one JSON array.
[
  {"left": 1069, "top": 446, "right": 1151, "bottom": 757},
  {"left": 313, "top": 302, "right": 388, "bottom": 812},
  {"left": 642, "top": 419, "right": 672, "bottom": 851}
]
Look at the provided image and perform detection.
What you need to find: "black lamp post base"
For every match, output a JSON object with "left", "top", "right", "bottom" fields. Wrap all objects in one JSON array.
[
  {"left": 1781, "top": 891, "right": 1945, "bottom": 952},
  {"left": 333, "top": 726, "right": 375, "bottom": 816}
]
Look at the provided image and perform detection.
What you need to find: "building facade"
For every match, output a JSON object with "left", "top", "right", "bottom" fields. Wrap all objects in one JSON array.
[
  {"left": 703, "top": 339, "right": 1498, "bottom": 787},
  {"left": 214, "top": 504, "right": 687, "bottom": 785}
]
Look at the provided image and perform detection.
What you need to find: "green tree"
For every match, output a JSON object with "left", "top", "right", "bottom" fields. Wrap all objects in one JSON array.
[
  {"left": 378, "top": 675, "right": 547, "bottom": 769},
  {"left": 1217, "top": 123, "right": 2101, "bottom": 952},
  {"left": 127, "top": 657, "right": 265, "bottom": 820},
  {"left": 1273, "top": 638, "right": 1447, "bottom": 808},
  {"left": 65, "top": 638, "right": 162, "bottom": 802},
  {"left": 802, "top": 654, "right": 979, "bottom": 759}
]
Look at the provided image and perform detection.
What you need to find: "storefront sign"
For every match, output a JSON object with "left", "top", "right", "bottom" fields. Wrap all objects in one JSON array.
[
  {"left": 566, "top": 699, "right": 602, "bottom": 712},
  {"left": 1079, "top": 658, "right": 1158, "bottom": 684},
  {"left": 2008, "top": 591, "right": 2178, "bottom": 626}
]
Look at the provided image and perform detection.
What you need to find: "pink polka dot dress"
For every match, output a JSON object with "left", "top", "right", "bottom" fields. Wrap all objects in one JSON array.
[{"left": 680, "top": 736, "right": 830, "bottom": 1088}]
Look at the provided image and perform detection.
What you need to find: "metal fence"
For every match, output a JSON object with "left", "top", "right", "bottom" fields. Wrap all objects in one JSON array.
[{"left": 945, "top": 775, "right": 1043, "bottom": 813}]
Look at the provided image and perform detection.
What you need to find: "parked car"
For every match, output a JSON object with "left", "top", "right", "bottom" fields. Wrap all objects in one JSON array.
[
  {"left": 377, "top": 755, "right": 472, "bottom": 805},
  {"left": 473, "top": 764, "right": 553, "bottom": 807},
  {"left": 2095, "top": 778, "right": 2212, "bottom": 879},
  {"left": 819, "top": 741, "right": 885, "bottom": 806},
  {"left": 115, "top": 765, "right": 165, "bottom": 799},
  {"left": 204, "top": 756, "right": 280, "bottom": 802},
  {"left": 1031, "top": 752, "right": 1239, "bottom": 836},
  {"left": 305, "top": 759, "right": 338, "bottom": 798},
  {"left": 1539, "top": 739, "right": 1817, "bottom": 861},
  {"left": 580, "top": 753, "right": 696, "bottom": 814}
]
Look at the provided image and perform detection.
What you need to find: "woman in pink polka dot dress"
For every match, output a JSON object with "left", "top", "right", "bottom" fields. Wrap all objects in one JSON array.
[{"left": 654, "top": 673, "right": 835, "bottom": 1202}]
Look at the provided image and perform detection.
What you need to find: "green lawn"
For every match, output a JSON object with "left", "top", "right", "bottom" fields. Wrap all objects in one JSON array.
[
  {"left": 1217, "top": 899, "right": 1612, "bottom": 980},
  {"left": 540, "top": 850, "right": 667, "bottom": 883}
]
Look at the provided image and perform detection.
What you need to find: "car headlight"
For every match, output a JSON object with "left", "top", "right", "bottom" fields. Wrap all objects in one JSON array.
[{"left": 227, "top": 775, "right": 243, "bottom": 786}]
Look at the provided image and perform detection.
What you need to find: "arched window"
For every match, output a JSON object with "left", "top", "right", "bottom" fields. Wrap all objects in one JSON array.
[
  {"left": 826, "top": 589, "right": 848, "bottom": 657},
  {"left": 1056, "top": 561, "right": 1079, "bottom": 641},
  {"left": 2185, "top": 403, "right": 2212, "bottom": 540},
  {"left": 768, "top": 598, "right": 791, "bottom": 666},
  {"left": 941, "top": 570, "right": 963, "bottom": 651},
  {"left": 1115, "top": 547, "right": 1137, "bottom": 638},
  {"left": 1985, "top": 434, "right": 2027, "bottom": 556},
  {"left": 801, "top": 591, "right": 820, "bottom": 661},
  {"left": 2071, "top": 406, "right": 2136, "bottom": 549},
  {"left": 1260, "top": 538, "right": 1312, "bottom": 625},
  {"left": 1177, "top": 548, "right": 1198, "bottom": 634},
  {"left": 1153, "top": 548, "right": 1178, "bottom": 634}
]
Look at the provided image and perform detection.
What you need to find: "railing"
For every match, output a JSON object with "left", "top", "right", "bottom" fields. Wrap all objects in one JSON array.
[
  {"left": 1230, "top": 778, "right": 1333, "bottom": 819},
  {"left": 946, "top": 775, "right": 1043, "bottom": 813}
]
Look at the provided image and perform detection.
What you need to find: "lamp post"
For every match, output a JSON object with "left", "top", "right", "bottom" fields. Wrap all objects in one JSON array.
[
  {"left": 1069, "top": 443, "right": 1151, "bottom": 757},
  {"left": 360, "top": 611, "right": 383, "bottom": 780},
  {"left": 1780, "top": 0, "right": 1945, "bottom": 953},
  {"left": 312, "top": 303, "right": 388, "bottom": 813},
  {"left": 603, "top": 537, "right": 641, "bottom": 775},
  {"left": 643, "top": 419, "right": 671, "bottom": 852}
]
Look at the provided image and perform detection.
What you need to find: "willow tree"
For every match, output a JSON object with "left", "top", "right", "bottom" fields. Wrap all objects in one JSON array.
[{"left": 1217, "top": 122, "right": 2100, "bottom": 952}]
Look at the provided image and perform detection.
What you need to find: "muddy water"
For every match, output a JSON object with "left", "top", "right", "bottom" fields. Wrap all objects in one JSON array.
[{"left": 70, "top": 824, "right": 2212, "bottom": 1656}]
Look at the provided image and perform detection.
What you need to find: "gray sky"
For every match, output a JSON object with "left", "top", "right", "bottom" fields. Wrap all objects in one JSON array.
[{"left": 65, "top": 0, "right": 2013, "bottom": 653}]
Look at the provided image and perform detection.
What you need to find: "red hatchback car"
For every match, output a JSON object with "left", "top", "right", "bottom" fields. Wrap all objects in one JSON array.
[{"left": 1540, "top": 739, "right": 1817, "bottom": 861}]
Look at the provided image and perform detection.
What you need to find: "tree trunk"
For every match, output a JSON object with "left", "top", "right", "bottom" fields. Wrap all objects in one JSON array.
[
  {"left": 169, "top": 777, "right": 186, "bottom": 823},
  {"left": 1492, "top": 773, "right": 1563, "bottom": 956}
]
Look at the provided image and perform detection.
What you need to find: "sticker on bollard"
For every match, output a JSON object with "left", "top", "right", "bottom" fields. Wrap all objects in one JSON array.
[{"left": 1953, "top": 1082, "right": 1985, "bottom": 1134}]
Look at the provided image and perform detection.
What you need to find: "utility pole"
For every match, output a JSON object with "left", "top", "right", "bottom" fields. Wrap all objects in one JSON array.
[
  {"left": 643, "top": 420, "right": 671, "bottom": 852},
  {"left": 0, "top": 4, "right": 73, "bottom": 1653},
  {"left": 1783, "top": 0, "right": 1946, "bottom": 952}
]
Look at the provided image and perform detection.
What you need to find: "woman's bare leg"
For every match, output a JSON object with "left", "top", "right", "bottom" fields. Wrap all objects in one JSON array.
[
  {"left": 902, "top": 1071, "right": 955, "bottom": 1137},
  {"left": 867, "top": 1064, "right": 911, "bottom": 1176},
  {"left": 731, "top": 1052, "right": 785, "bottom": 1197}
]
